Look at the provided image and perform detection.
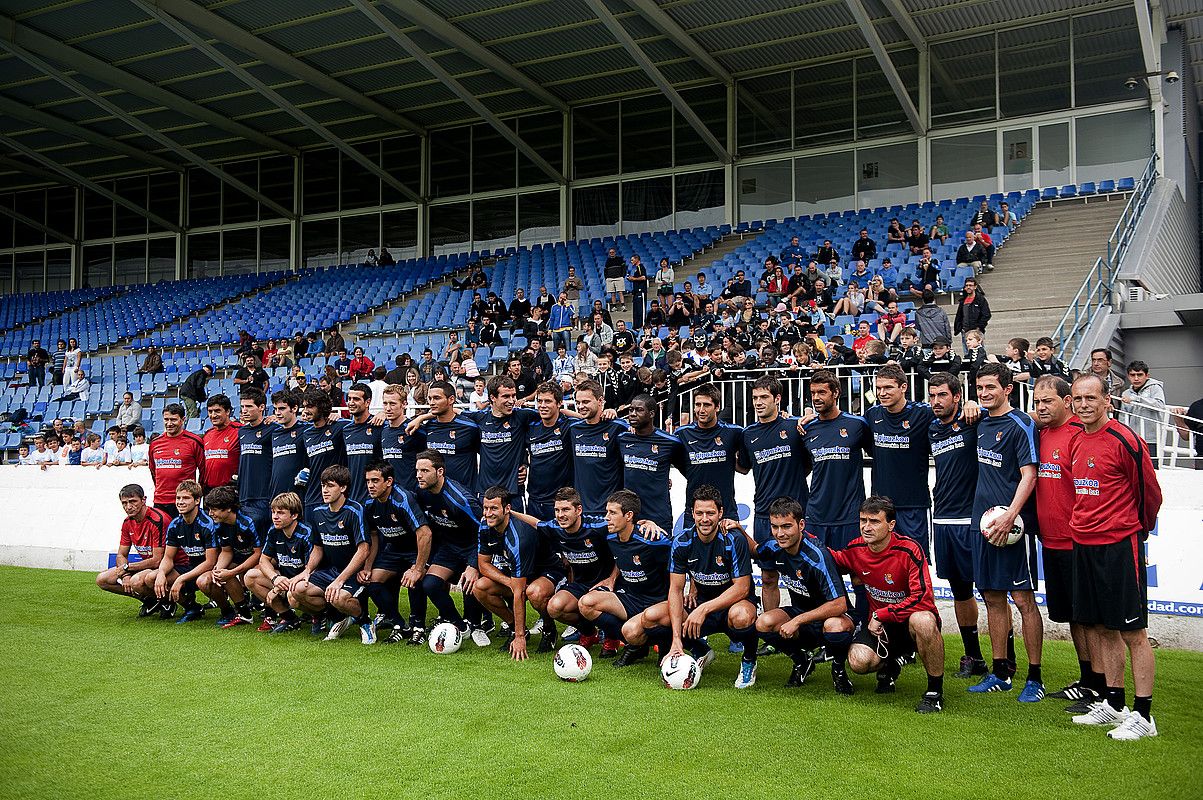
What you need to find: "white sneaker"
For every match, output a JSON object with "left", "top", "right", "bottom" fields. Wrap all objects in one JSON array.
[
  {"left": 470, "top": 626, "right": 492, "bottom": 647},
  {"left": 696, "top": 647, "right": 716, "bottom": 671},
  {"left": 562, "top": 625, "right": 578, "bottom": 640},
  {"left": 1108, "top": 713, "right": 1158, "bottom": 740},
  {"left": 1072, "top": 701, "right": 1130, "bottom": 726},
  {"left": 734, "top": 659, "right": 757, "bottom": 689},
  {"left": 360, "top": 621, "right": 377, "bottom": 645},
  {"left": 530, "top": 618, "right": 544, "bottom": 635},
  {"left": 324, "top": 615, "right": 354, "bottom": 641}
]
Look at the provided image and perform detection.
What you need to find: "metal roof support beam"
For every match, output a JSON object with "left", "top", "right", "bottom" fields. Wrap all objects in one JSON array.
[
  {"left": 349, "top": 0, "right": 566, "bottom": 185},
  {"left": 146, "top": 0, "right": 425, "bottom": 136},
  {"left": 582, "top": 0, "right": 731, "bottom": 165},
  {"left": 0, "top": 154, "right": 71, "bottom": 186},
  {"left": 1134, "top": 0, "right": 1165, "bottom": 174},
  {"left": 1133, "top": 0, "right": 1161, "bottom": 75},
  {"left": 0, "top": 201, "right": 75, "bottom": 245},
  {"left": 0, "top": 133, "right": 181, "bottom": 233},
  {"left": 843, "top": 0, "right": 925, "bottom": 135},
  {"left": 623, "top": 0, "right": 732, "bottom": 85},
  {"left": 876, "top": 0, "right": 965, "bottom": 114},
  {"left": 132, "top": 0, "right": 421, "bottom": 203},
  {"left": 0, "top": 13, "right": 297, "bottom": 157},
  {"left": 0, "top": 41, "right": 295, "bottom": 221}
]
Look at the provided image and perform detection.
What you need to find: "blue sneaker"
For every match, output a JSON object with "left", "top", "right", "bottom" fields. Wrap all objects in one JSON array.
[
  {"left": 561, "top": 627, "right": 581, "bottom": 643},
  {"left": 271, "top": 618, "right": 300, "bottom": 634},
  {"left": 1017, "top": 680, "right": 1045, "bottom": 703},
  {"left": 968, "top": 673, "right": 1013, "bottom": 693},
  {"left": 728, "top": 641, "right": 745, "bottom": 654},
  {"left": 214, "top": 614, "right": 235, "bottom": 628},
  {"left": 734, "top": 659, "right": 757, "bottom": 689},
  {"left": 176, "top": 607, "right": 205, "bottom": 624}
]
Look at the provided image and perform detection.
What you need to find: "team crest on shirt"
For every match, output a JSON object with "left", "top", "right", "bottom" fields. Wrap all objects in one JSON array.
[
  {"left": 884, "top": 572, "right": 894, "bottom": 585},
  {"left": 779, "top": 430, "right": 787, "bottom": 439},
  {"left": 174, "top": 449, "right": 180, "bottom": 455},
  {"left": 449, "top": 431, "right": 456, "bottom": 439},
  {"left": 902, "top": 420, "right": 910, "bottom": 429},
  {"left": 255, "top": 431, "right": 261, "bottom": 438},
  {"left": 1087, "top": 456, "right": 1095, "bottom": 468},
  {"left": 554, "top": 428, "right": 561, "bottom": 435},
  {"left": 796, "top": 568, "right": 803, "bottom": 578},
  {"left": 584, "top": 539, "right": 592, "bottom": 547},
  {"left": 1052, "top": 449, "right": 1061, "bottom": 460},
  {"left": 952, "top": 423, "right": 960, "bottom": 431},
  {"left": 603, "top": 433, "right": 610, "bottom": 441},
  {"left": 390, "top": 514, "right": 398, "bottom": 522},
  {"left": 715, "top": 555, "right": 724, "bottom": 566},
  {"left": 367, "top": 428, "right": 373, "bottom": 434},
  {"left": 291, "top": 431, "right": 297, "bottom": 438},
  {"left": 503, "top": 421, "right": 510, "bottom": 429},
  {"left": 839, "top": 428, "right": 848, "bottom": 437},
  {"left": 338, "top": 520, "right": 345, "bottom": 528},
  {"left": 714, "top": 436, "right": 723, "bottom": 445},
  {"left": 996, "top": 431, "right": 1004, "bottom": 442},
  {"left": 325, "top": 430, "right": 332, "bottom": 438},
  {"left": 632, "top": 554, "right": 641, "bottom": 564},
  {"left": 651, "top": 444, "right": 659, "bottom": 453}
]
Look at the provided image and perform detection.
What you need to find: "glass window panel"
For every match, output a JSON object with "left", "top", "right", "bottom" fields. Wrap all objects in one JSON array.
[
  {"left": 856, "top": 141, "right": 919, "bottom": 207},
  {"left": 45, "top": 248, "right": 71, "bottom": 291},
  {"left": 341, "top": 141, "right": 380, "bottom": 211},
  {"left": 621, "top": 176, "right": 672, "bottom": 234},
  {"left": 930, "top": 34, "right": 996, "bottom": 127},
  {"left": 431, "top": 127, "right": 471, "bottom": 199},
  {"left": 302, "top": 218, "right": 339, "bottom": 267},
  {"left": 1075, "top": 110, "right": 1152, "bottom": 184},
  {"left": 187, "top": 232, "right": 219, "bottom": 279},
  {"left": 472, "top": 123, "right": 517, "bottom": 193},
  {"left": 302, "top": 147, "right": 338, "bottom": 214},
  {"left": 220, "top": 227, "right": 257, "bottom": 275},
  {"left": 518, "top": 190, "right": 560, "bottom": 247},
  {"left": 738, "top": 71, "right": 791, "bottom": 156},
  {"left": 674, "top": 84, "right": 728, "bottom": 167},
  {"left": 737, "top": 160, "right": 791, "bottom": 223},
  {"left": 572, "top": 183, "right": 619, "bottom": 239},
  {"left": 188, "top": 169, "right": 221, "bottom": 228},
  {"left": 1003, "top": 128, "right": 1033, "bottom": 192},
  {"left": 84, "top": 244, "right": 112, "bottom": 288},
  {"left": 14, "top": 190, "right": 45, "bottom": 246},
  {"left": 382, "top": 209, "right": 418, "bottom": 261},
  {"left": 1039, "top": 122, "right": 1070, "bottom": 187},
  {"left": 115, "top": 176, "right": 148, "bottom": 237},
  {"left": 221, "top": 160, "right": 259, "bottom": 224},
  {"left": 1074, "top": 8, "right": 1147, "bottom": 107},
  {"left": 430, "top": 201, "right": 471, "bottom": 256},
  {"left": 0, "top": 194, "right": 12, "bottom": 249},
  {"left": 381, "top": 136, "right": 421, "bottom": 205},
  {"left": 795, "top": 151, "right": 855, "bottom": 216},
  {"left": 259, "top": 156, "right": 294, "bottom": 217},
  {"left": 793, "top": 60, "right": 853, "bottom": 148},
  {"left": 259, "top": 224, "right": 291, "bottom": 273},
  {"left": 46, "top": 187, "right": 74, "bottom": 242},
  {"left": 573, "top": 101, "right": 620, "bottom": 180},
  {"left": 473, "top": 196, "right": 516, "bottom": 254},
  {"left": 674, "top": 170, "right": 724, "bottom": 230},
  {"left": 84, "top": 187, "right": 112, "bottom": 241},
  {"left": 114, "top": 240, "right": 147, "bottom": 285},
  {"left": 856, "top": 51, "right": 920, "bottom": 140},
  {"left": 621, "top": 95, "right": 672, "bottom": 174},
  {"left": 931, "top": 132, "right": 998, "bottom": 200},
  {"left": 148, "top": 173, "right": 179, "bottom": 229},
  {"left": 999, "top": 21, "right": 1070, "bottom": 118},
  {"left": 340, "top": 212, "right": 380, "bottom": 264},
  {"left": 518, "top": 111, "right": 564, "bottom": 187},
  {"left": 148, "top": 237, "right": 175, "bottom": 283},
  {"left": 14, "top": 252, "right": 42, "bottom": 293},
  {"left": 0, "top": 254, "right": 12, "bottom": 294}
]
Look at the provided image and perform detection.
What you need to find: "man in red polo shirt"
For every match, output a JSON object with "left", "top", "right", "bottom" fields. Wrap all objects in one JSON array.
[
  {"left": 95, "top": 483, "right": 180, "bottom": 616},
  {"left": 201, "top": 394, "right": 241, "bottom": 491},
  {"left": 148, "top": 403, "right": 205, "bottom": 518}
]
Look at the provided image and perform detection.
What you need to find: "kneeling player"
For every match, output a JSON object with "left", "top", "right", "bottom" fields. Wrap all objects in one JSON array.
[
  {"left": 245, "top": 492, "right": 313, "bottom": 632},
  {"left": 95, "top": 483, "right": 173, "bottom": 616},
  {"left": 472, "top": 487, "right": 567, "bottom": 659},
  {"left": 751, "top": 496, "right": 856, "bottom": 693},
  {"left": 361, "top": 462, "right": 433, "bottom": 644},
  {"left": 201, "top": 485, "right": 264, "bottom": 628},
  {"left": 153, "top": 480, "right": 220, "bottom": 622},
  {"left": 834, "top": 496, "right": 945, "bottom": 713},
  {"left": 628, "top": 485, "right": 759, "bottom": 687},
  {"left": 537, "top": 487, "right": 614, "bottom": 652}
]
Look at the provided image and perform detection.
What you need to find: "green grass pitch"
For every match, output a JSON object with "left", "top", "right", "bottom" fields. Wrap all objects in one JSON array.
[{"left": 2, "top": 565, "right": 1200, "bottom": 799}]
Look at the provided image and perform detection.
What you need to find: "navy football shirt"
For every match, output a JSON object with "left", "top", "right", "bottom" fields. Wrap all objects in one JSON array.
[
  {"left": 381, "top": 420, "right": 423, "bottom": 493},
  {"left": 675, "top": 420, "right": 744, "bottom": 521},
  {"left": 537, "top": 515, "right": 613, "bottom": 586},
  {"left": 236, "top": 421, "right": 275, "bottom": 503},
  {"left": 569, "top": 418, "right": 629, "bottom": 516},
  {"left": 669, "top": 528, "right": 751, "bottom": 602},
  {"left": 526, "top": 417, "right": 576, "bottom": 508},
  {"left": 268, "top": 422, "right": 308, "bottom": 501},
  {"left": 420, "top": 416, "right": 480, "bottom": 488},
  {"left": 479, "top": 515, "right": 557, "bottom": 578},
  {"left": 300, "top": 421, "right": 347, "bottom": 509},
  {"left": 218, "top": 511, "right": 263, "bottom": 561},
  {"left": 466, "top": 407, "right": 538, "bottom": 495},
  {"left": 416, "top": 477, "right": 483, "bottom": 550},
  {"left": 364, "top": 485, "right": 428, "bottom": 557},
  {"left": 608, "top": 531, "right": 671, "bottom": 599},
  {"left": 754, "top": 535, "right": 847, "bottom": 611},
  {"left": 865, "top": 402, "right": 936, "bottom": 509},
  {"left": 929, "top": 412, "right": 979, "bottom": 521},
  {"left": 342, "top": 419, "right": 383, "bottom": 505},
  {"left": 739, "top": 414, "right": 812, "bottom": 516},
  {"left": 261, "top": 522, "right": 314, "bottom": 578},
  {"left": 165, "top": 510, "right": 220, "bottom": 569},
  {"left": 309, "top": 499, "right": 368, "bottom": 572},
  {"left": 972, "top": 410, "right": 1038, "bottom": 532},
  {"left": 803, "top": 412, "right": 872, "bottom": 526},
  {"left": 618, "top": 428, "right": 685, "bottom": 533}
]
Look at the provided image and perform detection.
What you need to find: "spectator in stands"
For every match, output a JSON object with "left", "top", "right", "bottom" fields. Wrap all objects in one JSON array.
[
  {"left": 914, "top": 289, "right": 952, "bottom": 347},
  {"left": 348, "top": 347, "right": 374, "bottom": 381},
  {"left": 644, "top": 299, "right": 668, "bottom": 330},
  {"left": 878, "top": 259, "right": 901, "bottom": 292},
  {"left": 824, "top": 259, "right": 842, "bottom": 288},
  {"left": 25, "top": 339, "right": 48, "bottom": 388},
  {"left": 452, "top": 265, "right": 488, "bottom": 292},
  {"left": 378, "top": 247, "right": 395, "bottom": 266},
  {"left": 953, "top": 277, "right": 991, "bottom": 352},
  {"left": 998, "top": 201, "right": 1018, "bottom": 229},
  {"left": 80, "top": 432, "right": 105, "bottom": 469},
  {"left": 864, "top": 276, "right": 891, "bottom": 313},
  {"left": 15, "top": 444, "right": 32, "bottom": 465},
  {"left": 655, "top": 258, "right": 676, "bottom": 303},
  {"left": 1088, "top": 348, "right": 1123, "bottom": 393},
  {"left": 1171, "top": 399, "right": 1203, "bottom": 466},
  {"left": 1029, "top": 337, "right": 1068, "bottom": 380},
  {"left": 765, "top": 265, "right": 788, "bottom": 302},
  {"left": 587, "top": 312, "right": 614, "bottom": 355},
  {"left": 604, "top": 247, "right": 627, "bottom": 311},
  {"left": 781, "top": 235, "right": 806, "bottom": 267},
  {"left": 852, "top": 321, "right": 875, "bottom": 351},
  {"left": 287, "top": 368, "right": 307, "bottom": 392},
  {"left": 590, "top": 298, "right": 613, "bottom": 329},
  {"left": 550, "top": 293, "right": 576, "bottom": 353},
  {"left": 468, "top": 292, "right": 487, "bottom": 323},
  {"left": 418, "top": 349, "right": 446, "bottom": 384},
  {"left": 886, "top": 218, "right": 905, "bottom": 245},
  {"left": 908, "top": 250, "right": 941, "bottom": 298},
  {"left": 103, "top": 426, "right": 125, "bottom": 463},
  {"left": 364, "top": 249, "right": 378, "bottom": 267},
  {"left": 551, "top": 343, "right": 575, "bottom": 379},
  {"left": 325, "top": 326, "right": 346, "bottom": 356},
  {"left": 261, "top": 340, "right": 279, "bottom": 368},
  {"left": 59, "top": 369, "right": 91, "bottom": 403},
  {"left": 128, "top": 427, "right": 149, "bottom": 467},
  {"left": 876, "top": 301, "right": 908, "bottom": 344},
  {"left": 906, "top": 221, "right": 930, "bottom": 255},
  {"left": 367, "top": 368, "right": 389, "bottom": 415},
  {"left": 783, "top": 265, "right": 807, "bottom": 312},
  {"left": 478, "top": 315, "right": 503, "bottom": 357},
  {"left": 1121, "top": 360, "right": 1167, "bottom": 462},
  {"left": 523, "top": 305, "right": 548, "bottom": 349},
  {"left": 971, "top": 200, "right": 999, "bottom": 228},
  {"left": 29, "top": 435, "right": 55, "bottom": 468},
  {"left": 816, "top": 240, "right": 839, "bottom": 266},
  {"left": 285, "top": 333, "right": 305, "bottom": 365},
  {"left": 961, "top": 330, "right": 988, "bottom": 396},
  {"left": 304, "top": 332, "right": 324, "bottom": 357},
  {"left": 63, "top": 338, "right": 83, "bottom": 390},
  {"left": 731, "top": 270, "right": 752, "bottom": 299},
  {"left": 439, "top": 332, "right": 462, "bottom": 365},
  {"left": 563, "top": 266, "right": 583, "bottom": 321},
  {"left": 533, "top": 285, "right": 554, "bottom": 316},
  {"left": 50, "top": 339, "right": 67, "bottom": 386},
  {"left": 851, "top": 228, "right": 877, "bottom": 263},
  {"left": 508, "top": 288, "right": 532, "bottom": 334},
  {"left": 627, "top": 256, "right": 649, "bottom": 328},
  {"left": 998, "top": 337, "right": 1033, "bottom": 406},
  {"left": 234, "top": 355, "right": 269, "bottom": 395},
  {"left": 972, "top": 224, "right": 995, "bottom": 272},
  {"left": 484, "top": 291, "right": 508, "bottom": 325},
  {"left": 955, "top": 231, "right": 987, "bottom": 274},
  {"left": 929, "top": 214, "right": 950, "bottom": 245},
  {"left": 316, "top": 375, "right": 341, "bottom": 408},
  {"left": 468, "top": 377, "right": 489, "bottom": 410},
  {"left": 379, "top": 355, "right": 404, "bottom": 386},
  {"left": 115, "top": 392, "right": 143, "bottom": 431},
  {"left": 920, "top": 338, "right": 962, "bottom": 380},
  {"left": 848, "top": 260, "right": 871, "bottom": 284},
  {"left": 235, "top": 330, "right": 255, "bottom": 361},
  {"left": 695, "top": 272, "right": 713, "bottom": 302}
]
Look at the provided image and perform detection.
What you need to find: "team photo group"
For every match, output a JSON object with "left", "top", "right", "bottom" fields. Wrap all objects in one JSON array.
[{"left": 94, "top": 362, "right": 1163, "bottom": 740}]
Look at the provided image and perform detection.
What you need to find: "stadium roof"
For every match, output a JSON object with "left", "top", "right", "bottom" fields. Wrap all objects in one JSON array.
[{"left": 0, "top": 0, "right": 1194, "bottom": 194}]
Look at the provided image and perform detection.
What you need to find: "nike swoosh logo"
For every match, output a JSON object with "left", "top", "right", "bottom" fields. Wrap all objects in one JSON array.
[
  {"left": 1124, "top": 616, "right": 1140, "bottom": 624},
  {"left": 1013, "top": 580, "right": 1027, "bottom": 586},
  {"left": 861, "top": 570, "right": 871, "bottom": 576}
]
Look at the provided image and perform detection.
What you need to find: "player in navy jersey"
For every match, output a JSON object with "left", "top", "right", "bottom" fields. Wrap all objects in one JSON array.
[
  {"left": 626, "top": 485, "right": 759, "bottom": 686},
  {"left": 361, "top": 462, "right": 433, "bottom": 645},
  {"left": 200, "top": 485, "right": 263, "bottom": 628},
  {"left": 465, "top": 376, "right": 539, "bottom": 505},
  {"left": 749, "top": 496, "right": 856, "bottom": 693},
  {"left": 267, "top": 390, "right": 309, "bottom": 509},
  {"left": 568, "top": 380, "right": 628, "bottom": 517},
  {"left": 802, "top": 370, "right": 872, "bottom": 551},
  {"left": 967, "top": 364, "right": 1044, "bottom": 702},
  {"left": 153, "top": 480, "right": 220, "bottom": 623},
  {"left": 410, "top": 381, "right": 480, "bottom": 488},
  {"left": 675, "top": 383, "right": 745, "bottom": 526},
  {"left": 236, "top": 389, "right": 275, "bottom": 536},
  {"left": 413, "top": 450, "right": 492, "bottom": 645},
  {"left": 578, "top": 490, "right": 672, "bottom": 668},
  {"left": 299, "top": 389, "right": 347, "bottom": 519},
  {"left": 525, "top": 382, "right": 577, "bottom": 519},
  {"left": 245, "top": 492, "right": 313, "bottom": 633},
  {"left": 380, "top": 384, "right": 422, "bottom": 493},
  {"left": 534, "top": 487, "right": 613, "bottom": 652},
  {"left": 927, "top": 372, "right": 988, "bottom": 679},
  {"left": 618, "top": 394, "right": 686, "bottom": 533},
  {"left": 472, "top": 487, "right": 567, "bottom": 658},
  {"left": 287, "top": 465, "right": 372, "bottom": 644},
  {"left": 342, "top": 384, "right": 384, "bottom": 506},
  {"left": 737, "top": 376, "right": 811, "bottom": 612}
]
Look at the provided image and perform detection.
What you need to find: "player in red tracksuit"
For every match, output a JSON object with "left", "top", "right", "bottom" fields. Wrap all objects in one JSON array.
[
  {"left": 148, "top": 403, "right": 205, "bottom": 519},
  {"left": 200, "top": 395, "right": 241, "bottom": 491},
  {"left": 95, "top": 482, "right": 179, "bottom": 616},
  {"left": 832, "top": 495, "right": 945, "bottom": 714},
  {"left": 1067, "top": 374, "right": 1164, "bottom": 740}
]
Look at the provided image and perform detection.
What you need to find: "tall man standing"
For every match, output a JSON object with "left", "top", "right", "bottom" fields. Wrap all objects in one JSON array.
[
  {"left": 236, "top": 389, "right": 275, "bottom": 536},
  {"left": 148, "top": 403, "right": 205, "bottom": 519}
]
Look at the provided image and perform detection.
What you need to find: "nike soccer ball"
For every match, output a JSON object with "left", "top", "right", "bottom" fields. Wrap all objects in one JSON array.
[
  {"left": 661, "top": 653, "right": 701, "bottom": 690},
  {"left": 427, "top": 622, "right": 462, "bottom": 654},
  {"left": 553, "top": 644, "right": 593, "bottom": 682},
  {"left": 980, "top": 505, "right": 1024, "bottom": 546}
]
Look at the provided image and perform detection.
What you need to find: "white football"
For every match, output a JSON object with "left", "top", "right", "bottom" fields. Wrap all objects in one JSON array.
[
  {"left": 553, "top": 644, "right": 593, "bottom": 682},
  {"left": 661, "top": 653, "right": 701, "bottom": 690},
  {"left": 980, "top": 505, "right": 1024, "bottom": 546},
  {"left": 427, "top": 622, "right": 462, "bottom": 654}
]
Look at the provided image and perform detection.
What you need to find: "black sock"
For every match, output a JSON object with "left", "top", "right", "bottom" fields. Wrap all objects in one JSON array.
[
  {"left": 281, "top": 609, "right": 297, "bottom": 622},
  {"left": 959, "top": 626, "right": 983, "bottom": 660},
  {"left": 1133, "top": 695, "right": 1152, "bottom": 721},
  {"left": 1026, "top": 664, "right": 1042, "bottom": 684},
  {"left": 991, "top": 658, "right": 1011, "bottom": 681},
  {"left": 463, "top": 594, "right": 488, "bottom": 627},
  {"left": 684, "top": 637, "right": 709, "bottom": 658},
  {"left": 367, "top": 581, "right": 400, "bottom": 625},
  {"left": 325, "top": 606, "right": 343, "bottom": 623},
  {"left": 851, "top": 584, "right": 870, "bottom": 626},
  {"left": 576, "top": 621, "right": 597, "bottom": 636},
  {"left": 595, "top": 612, "right": 625, "bottom": 642},
  {"left": 356, "top": 594, "right": 370, "bottom": 624},
  {"left": 730, "top": 625, "right": 758, "bottom": 664},
  {"left": 824, "top": 630, "right": 853, "bottom": 671},
  {"left": 927, "top": 673, "right": 944, "bottom": 695},
  {"left": 1077, "top": 659, "right": 1092, "bottom": 685},
  {"left": 1105, "top": 686, "right": 1126, "bottom": 712},
  {"left": 1087, "top": 670, "right": 1107, "bottom": 693},
  {"left": 763, "top": 632, "right": 803, "bottom": 661},
  {"left": 420, "top": 575, "right": 465, "bottom": 627},
  {"left": 1006, "top": 628, "right": 1016, "bottom": 662},
  {"left": 407, "top": 586, "right": 427, "bottom": 628},
  {"left": 234, "top": 599, "right": 251, "bottom": 614}
]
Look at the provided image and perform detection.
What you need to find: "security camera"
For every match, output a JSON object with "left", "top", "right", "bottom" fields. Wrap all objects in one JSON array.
[
  {"left": 1165, "top": 70, "right": 1180, "bottom": 84},
  {"left": 1125, "top": 77, "right": 1139, "bottom": 91}
]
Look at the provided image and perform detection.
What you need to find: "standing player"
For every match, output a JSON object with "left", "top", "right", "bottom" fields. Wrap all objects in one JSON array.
[
  {"left": 244, "top": 492, "right": 313, "bottom": 633},
  {"left": 538, "top": 487, "right": 614, "bottom": 653},
  {"left": 674, "top": 383, "right": 744, "bottom": 526},
  {"left": 267, "top": 390, "right": 308, "bottom": 509},
  {"left": 802, "top": 370, "right": 872, "bottom": 551},
  {"left": 153, "top": 480, "right": 220, "bottom": 623},
  {"left": 411, "top": 380, "right": 480, "bottom": 488},
  {"left": 927, "top": 372, "right": 988, "bottom": 678},
  {"left": 380, "top": 384, "right": 422, "bottom": 493},
  {"left": 201, "top": 484, "right": 262, "bottom": 628},
  {"left": 236, "top": 389, "right": 275, "bottom": 536},
  {"left": 361, "top": 462, "right": 433, "bottom": 645},
  {"left": 578, "top": 490, "right": 672, "bottom": 667},
  {"left": 343, "top": 383, "right": 383, "bottom": 505},
  {"left": 465, "top": 376, "right": 539, "bottom": 508},
  {"left": 834, "top": 497, "right": 946, "bottom": 713},
  {"left": 299, "top": 388, "right": 347, "bottom": 519},
  {"left": 148, "top": 403, "right": 205, "bottom": 518},
  {"left": 618, "top": 394, "right": 686, "bottom": 534},
  {"left": 201, "top": 394, "right": 240, "bottom": 492},
  {"left": 738, "top": 376, "right": 812, "bottom": 611},
  {"left": 1068, "top": 374, "right": 1163, "bottom": 739},
  {"left": 568, "top": 380, "right": 628, "bottom": 517},
  {"left": 526, "top": 382, "right": 577, "bottom": 520},
  {"left": 95, "top": 483, "right": 173, "bottom": 616},
  {"left": 967, "top": 363, "right": 1044, "bottom": 702}
]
